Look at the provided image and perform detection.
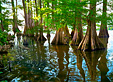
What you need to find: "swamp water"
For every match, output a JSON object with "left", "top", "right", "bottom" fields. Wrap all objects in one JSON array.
[{"left": 0, "top": 31, "right": 113, "bottom": 82}]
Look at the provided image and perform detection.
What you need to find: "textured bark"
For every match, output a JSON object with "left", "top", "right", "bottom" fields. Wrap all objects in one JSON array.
[
  {"left": 99, "top": 26, "right": 109, "bottom": 38},
  {"left": 51, "top": 28, "right": 67, "bottom": 45},
  {"left": 46, "top": 1, "right": 50, "bottom": 38},
  {"left": 63, "top": 25, "right": 70, "bottom": 44},
  {"left": 15, "top": 0, "right": 20, "bottom": 33},
  {"left": 71, "top": 0, "right": 83, "bottom": 46},
  {"left": 22, "top": 0, "right": 28, "bottom": 33},
  {"left": 11, "top": 0, "right": 17, "bottom": 33},
  {"left": 37, "top": 0, "right": 46, "bottom": 41},
  {"left": 78, "top": 0, "right": 104, "bottom": 51},
  {"left": 35, "top": 0, "right": 38, "bottom": 26},
  {"left": 27, "top": 0, "right": 31, "bottom": 28},
  {"left": 99, "top": 0, "right": 109, "bottom": 38}
]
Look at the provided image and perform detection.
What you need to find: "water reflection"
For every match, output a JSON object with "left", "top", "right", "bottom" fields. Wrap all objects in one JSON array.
[
  {"left": 98, "top": 50, "right": 110, "bottom": 82},
  {"left": 72, "top": 47, "right": 85, "bottom": 81},
  {"left": 0, "top": 35, "right": 112, "bottom": 82},
  {"left": 52, "top": 45, "right": 69, "bottom": 82}
]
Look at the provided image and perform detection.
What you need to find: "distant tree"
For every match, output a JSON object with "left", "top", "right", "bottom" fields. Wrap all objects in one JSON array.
[
  {"left": 11, "top": 0, "right": 20, "bottom": 34},
  {"left": 99, "top": 0, "right": 109, "bottom": 38},
  {"left": 37, "top": 0, "right": 46, "bottom": 41}
]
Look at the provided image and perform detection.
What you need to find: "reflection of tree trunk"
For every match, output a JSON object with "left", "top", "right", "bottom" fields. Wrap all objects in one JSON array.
[
  {"left": 78, "top": 0, "right": 104, "bottom": 51},
  {"left": 53, "top": 45, "right": 69, "bottom": 82},
  {"left": 99, "top": 0, "right": 109, "bottom": 38},
  {"left": 72, "top": 46, "right": 85, "bottom": 81},
  {"left": 82, "top": 51, "right": 103, "bottom": 81},
  {"left": 76, "top": 53, "right": 85, "bottom": 81},
  {"left": 98, "top": 50, "right": 110, "bottom": 82},
  {"left": 65, "top": 46, "right": 70, "bottom": 82}
]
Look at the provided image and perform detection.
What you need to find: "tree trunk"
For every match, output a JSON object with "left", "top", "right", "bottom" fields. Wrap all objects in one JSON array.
[
  {"left": 46, "top": 1, "right": 50, "bottom": 38},
  {"left": 78, "top": 0, "right": 104, "bottom": 51},
  {"left": 63, "top": 25, "right": 70, "bottom": 44},
  {"left": 11, "top": 0, "right": 16, "bottom": 33},
  {"left": 15, "top": 0, "right": 20, "bottom": 33},
  {"left": 22, "top": 0, "right": 29, "bottom": 34},
  {"left": 99, "top": 0, "right": 109, "bottom": 38},
  {"left": 35, "top": 0, "right": 38, "bottom": 25},
  {"left": 51, "top": 28, "right": 67, "bottom": 45},
  {"left": 27, "top": 0, "right": 31, "bottom": 29},
  {"left": 71, "top": 22, "right": 83, "bottom": 46},
  {"left": 37, "top": 0, "right": 46, "bottom": 41},
  {"left": 71, "top": 0, "right": 83, "bottom": 46}
]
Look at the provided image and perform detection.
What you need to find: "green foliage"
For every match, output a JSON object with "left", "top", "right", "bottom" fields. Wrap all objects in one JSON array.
[{"left": 0, "top": 29, "right": 8, "bottom": 46}]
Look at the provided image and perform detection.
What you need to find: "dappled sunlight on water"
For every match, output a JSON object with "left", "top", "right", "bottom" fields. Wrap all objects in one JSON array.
[{"left": 0, "top": 31, "right": 113, "bottom": 82}]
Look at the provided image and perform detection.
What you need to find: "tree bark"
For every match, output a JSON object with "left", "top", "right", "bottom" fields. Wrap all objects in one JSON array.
[
  {"left": 78, "top": 0, "right": 105, "bottom": 51},
  {"left": 35, "top": 0, "right": 38, "bottom": 25},
  {"left": 46, "top": 1, "right": 50, "bottom": 38},
  {"left": 11, "top": 0, "right": 19, "bottom": 34},
  {"left": 71, "top": 0, "right": 83, "bottom": 46},
  {"left": 51, "top": 28, "right": 67, "bottom": 45},
  {"left": 37, "top": 0, "right": 46, "bottom": 41},
  {"left": 22, "top": 0, "right": 28, "bottom": 34},
  {"left": 99, "top": 0, "right": 109, "bottom": 38}
]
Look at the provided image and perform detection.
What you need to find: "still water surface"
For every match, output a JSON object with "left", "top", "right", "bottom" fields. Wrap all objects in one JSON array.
[{"left": 0, "top": 31, "right": 113, "bottom": 82}]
